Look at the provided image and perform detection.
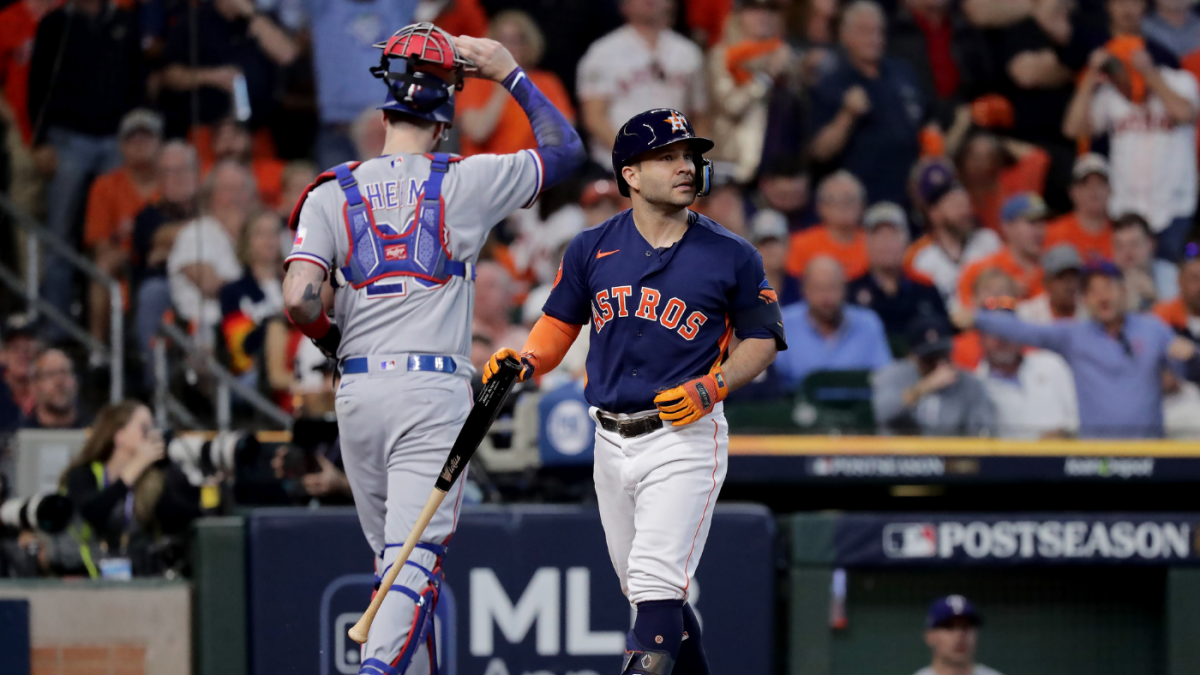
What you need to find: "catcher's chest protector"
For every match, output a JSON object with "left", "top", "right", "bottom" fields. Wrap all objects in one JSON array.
[{"left": 334, "top": 154, "right": 474, "bottom": 290}]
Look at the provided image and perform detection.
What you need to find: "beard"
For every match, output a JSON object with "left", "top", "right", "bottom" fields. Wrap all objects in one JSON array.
[{"left": 643, "top": 182, "right": 697, "bottom": 209}]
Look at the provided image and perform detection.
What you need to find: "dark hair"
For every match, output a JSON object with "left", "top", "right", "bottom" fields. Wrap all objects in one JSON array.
[
  {"left": 1112, "top": 212, "right": 1153, "bottom": 238},
  {"left": 60, "top": 401, "right": 146, "bottom": 485},
  {"left": 759, "top": 154, "right": 807, "bottom": 179},
  {"left": 382, "top": 109, "right": 438, "bottom": 130}
]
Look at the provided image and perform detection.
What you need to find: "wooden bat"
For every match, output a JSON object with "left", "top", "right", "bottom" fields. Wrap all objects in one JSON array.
[{"left": 348, "top": 356, "right": 524, "bottom": 644}]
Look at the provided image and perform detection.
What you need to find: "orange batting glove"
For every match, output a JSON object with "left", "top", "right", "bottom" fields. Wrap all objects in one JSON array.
[
  {"left": 482, "top": 347, "right": 534, "bottom": 385},
  {"left": 654, "top": 367, "right": 729, "bottom": 426}
]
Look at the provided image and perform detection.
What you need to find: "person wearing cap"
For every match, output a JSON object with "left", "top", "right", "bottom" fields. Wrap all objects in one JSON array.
[
  {"left": 748, "top": 209, "right": 802, "bottom": 307},
  {"left": 1113, "top": 212, "right": 1180, "bottom": 311},
  {"left": 957, "top": 192, "right": 1048, "bottom": 308},
  {"left": 872, "top": 314, "right": 995, "bottom": 436},
  {"left": 1045, "top": 154, "right": 1114, "bottom": 261},
  {"left": 778, "top": 256, "right": 892, "bottom": 392},
  {"left": 904, "top": 160, "right": 1001, "bottom": 306},
  {"left": 786, "top": 170, "right": 871, "bottom": 279},
  {"left": 1016, "top": 244, "right": 1087, "bottom": 324},
  {"left": 913, "top": 595, "right": 1004, "bottom": 675},
  {"left": 581, "top": 178, "right": 630, "bottom": 228},
  {"left": 1063, "top": 34, "right": 1198, "bottom": 261},
  {"left": 82, "top": 109, "right": 164, "bottom": 345},
  {"left": 849, "top": 201, "right": 947, "bottom": 352},
  {"left": 955, "top": 260, "right": 1198, "bottom": 438},
  {"left": 709, "top": 0, "right": 797, "bottom": 183},
  {"left": 809, "top": 0, "right": 928, "bottom": 205}
]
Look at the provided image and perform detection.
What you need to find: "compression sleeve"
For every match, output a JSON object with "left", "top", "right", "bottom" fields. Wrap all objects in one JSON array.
[
  {"left": 502, "top": 67, "right": 586, "bottom": 187},
  {"left": 522, "top": 314, "right": 583, "bottom": 377}
]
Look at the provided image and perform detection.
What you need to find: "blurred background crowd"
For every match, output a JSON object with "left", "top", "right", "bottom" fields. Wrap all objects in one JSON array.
[{"left": 5, "top": 0, "right": 1200, "bottom": 576}]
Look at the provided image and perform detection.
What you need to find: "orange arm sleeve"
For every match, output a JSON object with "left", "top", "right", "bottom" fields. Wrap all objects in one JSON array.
[{"left": 522, "top": 315, "right": 583, "bottom": 377}]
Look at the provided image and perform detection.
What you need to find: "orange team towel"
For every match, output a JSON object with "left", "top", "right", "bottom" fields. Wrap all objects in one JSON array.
[{"left": 725, "top": 38, "right": 783, "bottom": 85}]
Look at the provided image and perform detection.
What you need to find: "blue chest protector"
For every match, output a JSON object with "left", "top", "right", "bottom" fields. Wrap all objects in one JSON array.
[{"left": 332, "top": 153, "right": 474, "bottom": 290}]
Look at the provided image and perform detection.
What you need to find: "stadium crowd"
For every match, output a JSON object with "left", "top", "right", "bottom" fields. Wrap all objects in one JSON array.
[{"left": 2, "top": 0, "right": 1200, "bottom": 444}]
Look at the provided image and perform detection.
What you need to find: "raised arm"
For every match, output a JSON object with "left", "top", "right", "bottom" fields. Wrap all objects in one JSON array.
[{"left": 956, "top": 308, "right": 1073, "bottom": 354}]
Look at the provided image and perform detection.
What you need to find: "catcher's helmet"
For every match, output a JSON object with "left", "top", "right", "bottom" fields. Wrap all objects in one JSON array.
[
  {"left": 371, "top": 23, "right": 473, "bottom": 125},
  {"left": 611, "top": 109, "right": 715, "bottom": 198}
]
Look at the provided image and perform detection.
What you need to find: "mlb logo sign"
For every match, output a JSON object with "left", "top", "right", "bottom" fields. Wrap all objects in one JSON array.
[
  {"left": 385, "top": 244, "right": 408, "bottom": 261},
  {"left": 883, "top": 523, "right": 937, "bottom": 558},
  {"left": 381, "top": 360, "right": 399, "bottom": 371}
]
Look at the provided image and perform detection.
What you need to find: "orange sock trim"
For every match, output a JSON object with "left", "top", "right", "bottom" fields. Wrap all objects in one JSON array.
[{"left": 522, "top": 315, "right": 582, "bottom": 377}]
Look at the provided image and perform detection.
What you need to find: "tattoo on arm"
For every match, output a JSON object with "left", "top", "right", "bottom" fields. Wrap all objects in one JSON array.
[{"left": 284, "top": 263, "right": 327, "bottom": 323}]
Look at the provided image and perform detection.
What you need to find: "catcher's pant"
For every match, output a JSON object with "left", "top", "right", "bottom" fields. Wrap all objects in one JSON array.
[
  {"left": 591, "top": 404, "right": 729, "bottom": 606},
  {"left": 335, "top": 368, "right": 472, "bottom": 675}
]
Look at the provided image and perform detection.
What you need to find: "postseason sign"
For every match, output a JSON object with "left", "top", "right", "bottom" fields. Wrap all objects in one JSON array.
[{"left": 834, "top": 513, "right": 1200, "bottom": 566}]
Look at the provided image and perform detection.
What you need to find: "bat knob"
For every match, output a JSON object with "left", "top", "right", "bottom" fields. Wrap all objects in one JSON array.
[{"left": 348, "top": 623, "right": 369, "bottom": 644}]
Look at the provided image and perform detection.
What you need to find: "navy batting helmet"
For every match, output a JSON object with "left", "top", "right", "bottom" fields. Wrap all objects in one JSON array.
[
  {"left": 371, "top": 23, "right": 473, "bottom": 125},
  {"left": 612, "top": 109, "right": 715, "bottom": 198}
]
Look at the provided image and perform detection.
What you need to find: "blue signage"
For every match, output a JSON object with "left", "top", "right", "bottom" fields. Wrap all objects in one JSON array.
[{"left": 537, "top": 380, "right": 595, "bottom": 467}]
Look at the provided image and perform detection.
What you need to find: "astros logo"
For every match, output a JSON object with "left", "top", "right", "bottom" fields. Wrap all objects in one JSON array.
[{"left": 665, "top": 112, "right": 688, "bottom": 132}]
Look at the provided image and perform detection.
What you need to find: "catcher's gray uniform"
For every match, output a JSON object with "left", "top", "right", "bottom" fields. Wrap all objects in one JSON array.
[{"left": 286, "top": 149, "right": 544, "bottom": 673}]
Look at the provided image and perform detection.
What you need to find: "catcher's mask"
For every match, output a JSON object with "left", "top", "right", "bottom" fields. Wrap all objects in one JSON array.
[{"left": 370, "top": 23, "right": 474, "bottom": 125}]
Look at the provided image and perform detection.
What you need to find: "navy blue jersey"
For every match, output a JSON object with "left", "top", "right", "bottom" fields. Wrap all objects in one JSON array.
[{"left": 543, "top": 209, "right": 787, "bottom": 413}]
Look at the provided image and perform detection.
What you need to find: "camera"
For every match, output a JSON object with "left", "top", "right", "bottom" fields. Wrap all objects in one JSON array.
[
  {"left": 168, "top": 431, "right": 263, "bottom": 486},
  {"left": 0, "top": 493, "right": 74, "bottom": 534}
]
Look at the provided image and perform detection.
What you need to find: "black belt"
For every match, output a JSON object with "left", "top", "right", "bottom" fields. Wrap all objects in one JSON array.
[{"left": 596, "top": 411, "right": 663, "bottom": 439}]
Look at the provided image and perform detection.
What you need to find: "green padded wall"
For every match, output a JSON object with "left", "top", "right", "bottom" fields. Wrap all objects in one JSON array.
[{"left": 192, "top": 517, "right": 247, "bottom": 675}]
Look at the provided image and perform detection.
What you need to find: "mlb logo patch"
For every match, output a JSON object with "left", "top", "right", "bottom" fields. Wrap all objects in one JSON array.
[
  {"left": 380, "top": 360, "right": 398, "bottom": 371},
  {"left": 385, "top": 244, "right": 408, "bottom": 261},
  {"left": 294, "top": 226, "right": 307, "bottom": 246}
]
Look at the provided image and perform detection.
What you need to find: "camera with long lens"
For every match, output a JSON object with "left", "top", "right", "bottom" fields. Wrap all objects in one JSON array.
[
  {"left": 278, "top": 418, "right": 339, "bottom": 500},
  {"left": 167, "top": 431, "right": 262, "bottom": 486},
  {"left": 0, "top": 493, "right": 74, "bottom": 535}
]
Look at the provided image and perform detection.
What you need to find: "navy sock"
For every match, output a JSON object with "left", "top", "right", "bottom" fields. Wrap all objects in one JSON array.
[
  {"left": 631, "top": 599, "right": 685, "bottom": 660},
  {"left": 674, "top": 603, "right": 711, "bottom": 674}
]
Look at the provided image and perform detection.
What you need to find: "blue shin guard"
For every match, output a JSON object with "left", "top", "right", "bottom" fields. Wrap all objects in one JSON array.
[
  {"left": 674, "top": 603, "right": 711, "bottom": 675},
  {"left": 621, "top": 599, "right": 684, "bottom": 675}
]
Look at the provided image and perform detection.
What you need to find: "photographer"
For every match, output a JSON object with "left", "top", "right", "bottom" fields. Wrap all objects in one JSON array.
[{"left": 61, "top": 401, "right": 200, "bottom": 577}]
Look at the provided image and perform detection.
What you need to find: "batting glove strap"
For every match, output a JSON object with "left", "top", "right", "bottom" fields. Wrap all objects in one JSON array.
[
  {"left": 312, "top": 323, "right": 342, "bottom": 360},
  {"left": 653, "top": 368, "right": 728, "bottom": 427},
  {"left": 482, "top": 347, "right": 534, "bottom": 384}
]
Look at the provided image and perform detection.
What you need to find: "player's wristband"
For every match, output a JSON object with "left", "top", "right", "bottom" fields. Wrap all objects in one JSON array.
[{"left": 285, "top": 307, "right": 332, "bottom": 340}]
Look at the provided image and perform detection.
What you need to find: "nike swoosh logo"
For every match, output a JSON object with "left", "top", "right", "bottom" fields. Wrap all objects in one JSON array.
[{"left": 596, "top": 250, "right": 619, "bottom": 259}]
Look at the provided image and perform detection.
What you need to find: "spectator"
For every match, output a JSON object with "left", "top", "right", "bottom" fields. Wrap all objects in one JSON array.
[
  {"left": 958, "top": 192, "right": 1048, "bottom": 307},
  {"left": 747, "top": 210, "right": 801, "bottom": 307},
  {"left": 220, "top": 211, "right": 286, "bottom": 379},
  {"left": 576, "top": 0, "right": 708, "bottom": 164},
  {"left": 1113, "top": 213, "right": 1179, "bottom": 311},
  {"left": 21, "top": 349, "right": 87, "bottom": 429},
  {"left": 1018, "top": 244, "right": 1087, "bottom": 323},
  {"left": 208, "top": 117, "right": 286, "bottom": 208},
  {"left": 1154, "top": 242, "right": 1200, "bottom": 344},
  {"left": 977, "top": 310, "right": 1078, "bottom": 440},
  {"left": 1163, "top": 367, "right": 1200, "bottom": 438},
  {"left": 888, "top": 0, "right": 974, "bottom": 126},
  {"left": 873, "top": 314, "right": 996, "bottom": 435},
  {"left": 59, "top": 401, "right": 168, "bottom": 576},
  {"left": 85, "top": 110, "right": 164, "bottom": 345},
  {"left": 473, "top": 261, "right": 529, "bottom": 351},
  {"left": 160, "top": 0, "right": 298, "bottom": 133},
  {"left": 754, "top": 155, "right": 812, "bottom": 232},
  {"left": 1141, "top": 0, "right": 1200, "bottom": 61},
  {"left": 957, "top": 260, "right": 1197, "bottom": 438},
  {"left": 1063, "top": 37, "right": 1199, "bottom": 261},
  {"left": 785, "top": 170, "right": 870, "bottom": 279},
  {"left": 422, "top": 0, "right": 488, "bottom": 38},
  {"left": 848, "top": 201, "right": 947, "bottom": 353},
  {"left": 709, "top": 0, "right": 799, "bottom": 182},
  {"left": 580, "top": 178, "right": 629, "bottom": 228},
  {"left": 904, "top": 161, "right": 1002, "bottom": 305},
  {"left": 1062, "top": 0, "right": 1181, "bottom": 71},
  {"left": 278, "top": 161, "right": 317, "bottom": 221},
  {"left": 27, "top": 0, "right": 144, "bottom": 332},
  {"left": 0, "top": 316, "right": 41, "bottom": 431},
  {"left": 809, "top": 0, "right": 928, "bottom": 205},
  {"left": 776, "top": 256, "right": 892, "bottom": 392},
  {"left": 952, "top": 267, "right": 1017, "bottom": 370},
  {"left": 0, "top": 0, "right": 58, "bottom": 218},
  {"left": 349, "top": 107, "right": 387, "bottom": 161},
  {"left": 1044, "top": 153, "right": 1113, "bottom": 261},
  {"left": 912, "top": 596, "right": 1005, "bottom": 675},
  {"left": 699, "top": 177, "right": 749, "bottom": 238},
  {"left": 167, "top": 161, "right": 256, "bottom": 343},
  {"left": 955, "top": 132, "right": 1050, "bottom": 235},
  {"left": 458, "top": 11, "right": 575, "bottom": 157}
]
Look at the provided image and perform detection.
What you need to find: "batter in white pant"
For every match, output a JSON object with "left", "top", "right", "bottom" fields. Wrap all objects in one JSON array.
[
  {"left": 282, "top": 24, "right": 584, "bottom": 675},
  {"left": 481, "top": 108, "right": 785, "bottom": 675}
]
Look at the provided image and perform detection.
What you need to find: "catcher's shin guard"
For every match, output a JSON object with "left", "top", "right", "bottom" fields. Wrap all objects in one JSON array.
[{"left": 360, "top": 550, "right": 444, "bottom": 675}]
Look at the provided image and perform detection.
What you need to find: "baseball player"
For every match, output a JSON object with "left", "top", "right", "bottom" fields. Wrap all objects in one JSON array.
[
  {"left": 914, "top": 595, "right": 1004, "bottom": 675},
  {"left": 482, "top": 110, "right": 787, "bottom": 674},
  {"left": 281, "top": 24, "right": 584, "bottom": 675}
]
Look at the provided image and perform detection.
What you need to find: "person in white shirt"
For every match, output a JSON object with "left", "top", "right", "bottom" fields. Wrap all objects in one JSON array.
[
  {"left": 1062, "top": 39, "right": 1199, "bottom": 261},
  {"left": 904, "top": 160, "right": 1001, "bottom": 309},
  {"left": 1017, "top": 245, "right": 1088, "bottom": 324},
  {"left": 977, "top": 319, "right": 1079, "bottom": 438},
  {"left": 167, "top": 161, "right": 256, "bottom": 342},
  {"left": 576, "top": 0, "right": 709, "bottom": 164},
  {"left": 912, "top": 595, "right": 1005, "bottom": 675}
]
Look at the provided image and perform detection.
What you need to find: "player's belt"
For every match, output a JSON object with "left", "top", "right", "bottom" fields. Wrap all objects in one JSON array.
[
  {"left": 341, "top": 354, "right": 459, "bottom": 375},
  {"left": 596, "top": 410, "right": 664, "bottom": 439}
]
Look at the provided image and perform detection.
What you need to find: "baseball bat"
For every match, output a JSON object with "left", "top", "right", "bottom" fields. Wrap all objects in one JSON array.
[{"left": 348, "top": 356, "right": 524, "bottom": 645}]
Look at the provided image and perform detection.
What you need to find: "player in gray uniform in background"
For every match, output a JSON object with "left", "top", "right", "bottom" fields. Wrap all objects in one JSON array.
[{"left": 282, "top": 23, "right": 584, "bottom": 675}]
